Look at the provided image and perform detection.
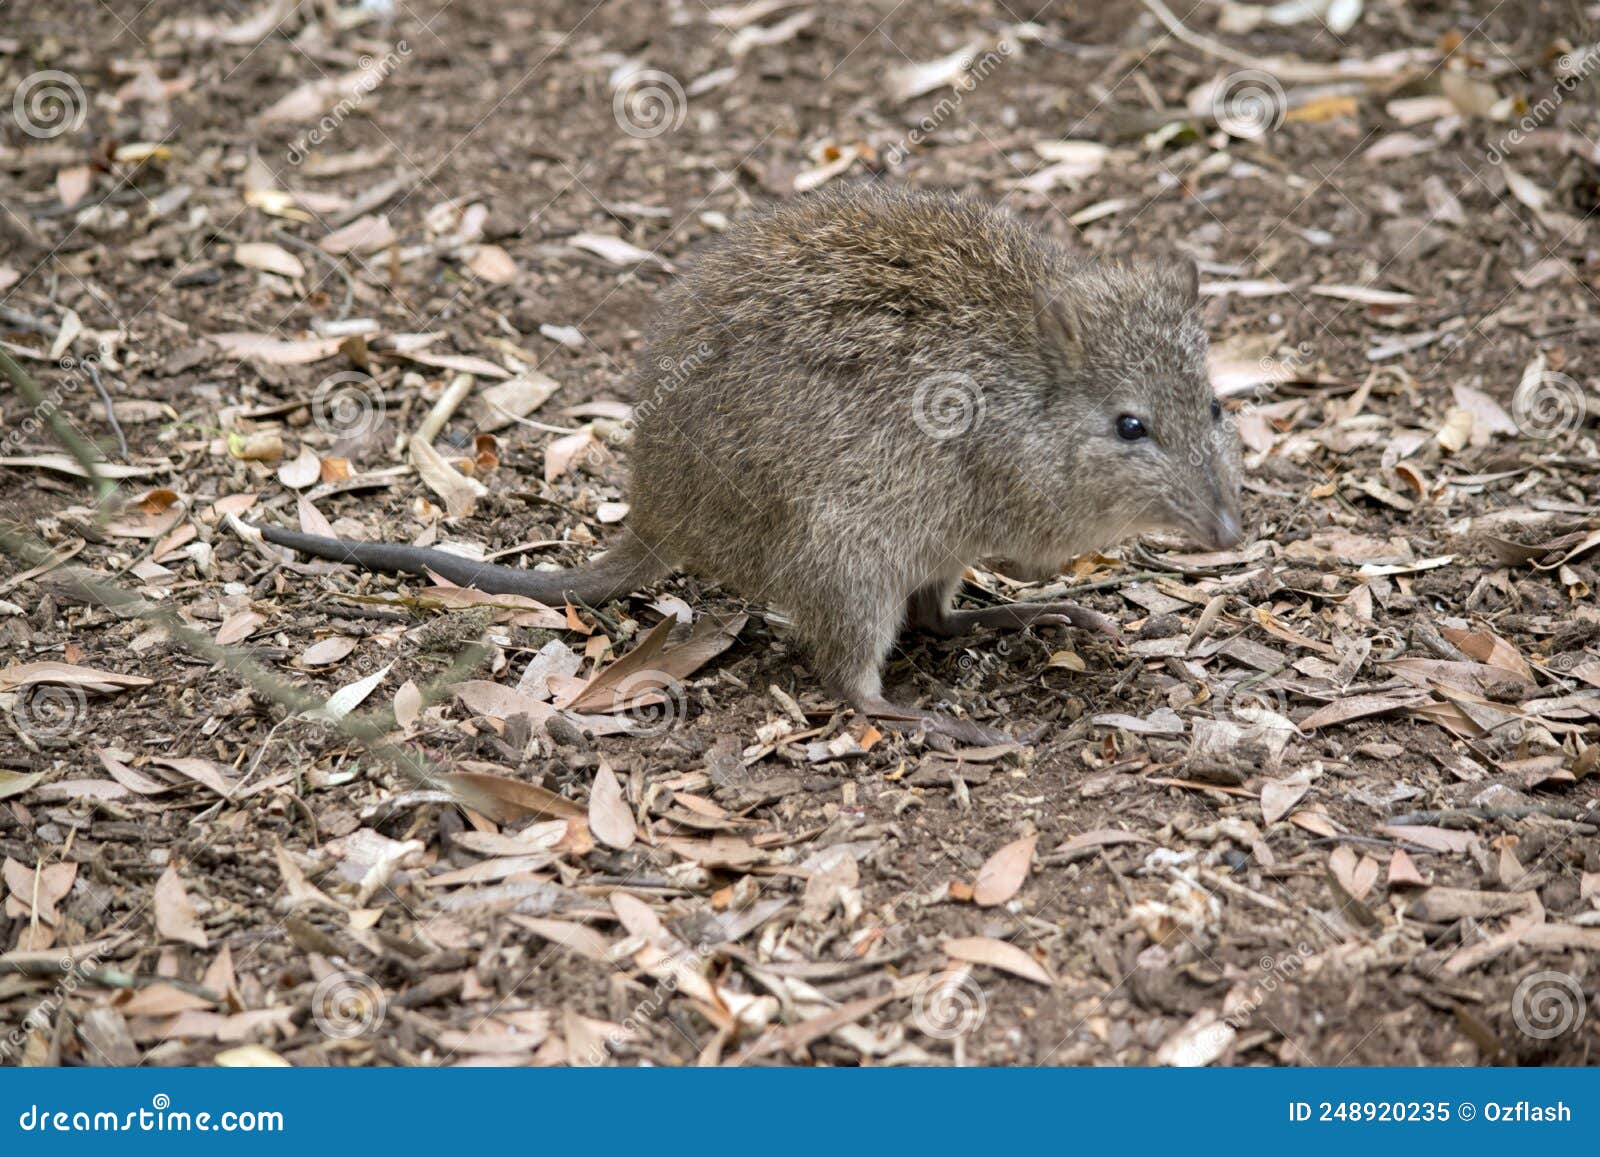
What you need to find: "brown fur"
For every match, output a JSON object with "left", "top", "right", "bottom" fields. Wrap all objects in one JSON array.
[{"left": 261, "top": 184, "right": 1243, "bottom": 728}]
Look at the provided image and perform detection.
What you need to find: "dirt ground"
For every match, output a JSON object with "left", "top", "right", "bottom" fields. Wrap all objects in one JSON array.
[{"left": 1, "top": 0, "right": 1598, "bottom": 1067}]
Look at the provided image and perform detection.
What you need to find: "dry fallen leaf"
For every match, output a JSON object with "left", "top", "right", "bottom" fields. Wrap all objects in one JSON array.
[
  {"left": 0, "top": 662, "right": 153, "bottom": 693},
  {"left": 154, "top": 865, "right": 209, "bottom": 948},
  {"left": 588, "top": 763, "right": 636, "bottom": 850},
  {"left": 409, "top": 436, "right": 488, "bottom": 520},
  {"left": 467, "top": 244, "right": 518, "bottom": 284},
  {"left": 233, "top": 242, "right": 306, "bottom": 279},
  {"left": 440, "top": 768, "right": 587, "bottom": 824},
  {"left": 1260, "top": 772, "right": 1312, "bottom": 826},
  {"left": 972, "top": 834, "right": 1036, "bottom": 907},
  {"left": 320, "top": 214, "right": 395, "bottom": 255},
  {"left": 1329, "top": 845, "right": 1380, "bottom": 902},
  {"left": 942, "top": 935, "right": 1055, "bottom": 986},
  {"left": 209, "top": 333, "right": 343, "bottom": 365}
]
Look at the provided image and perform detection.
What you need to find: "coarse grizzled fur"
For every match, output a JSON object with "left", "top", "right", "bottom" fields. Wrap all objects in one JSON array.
[{"left": 259, "top": 183, "right": 1243, "bottom": 720}]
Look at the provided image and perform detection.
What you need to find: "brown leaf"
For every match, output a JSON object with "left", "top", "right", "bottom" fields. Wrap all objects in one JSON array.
[
  {"left": 208, "top": 333, "right": 343, "bottom": 365},
  {"left": 319, "top": 213, "right": 395, "bottom": 255},
  {"left": 150, "top": 756, "right": 238, "bottom": 799},
  {"left": 1438, "top": 625, "right": 1534, "bottom": 682},
  {"left": 233, "top": 242, "right": 306, "bottom": 279},
  {"left": 3, "top": 859, "right": 76, "bottom": 924},
  {"left": 394, "top": 680, "right": 423, "bottom": 731},
  {"left": 1287, "top": 810, "right": 1342, "bottom": 838},
  {"left": 215, "top": 610, "right": 267, "bottom": 647},
  {"left": 1329, "top": 846, "right": 1379, "bottom": 901},
  {"left": 467, "top": 244, "right": 518, "bottom": 284},
  {"left": 115, "top": 982, "right": 215, "bottom": 1017},
  {"left": 731, "top": 993, "right": 896, "bottom": 1065},
  {"left": 1387, "top": 848, "right": 1427, "bottom": 888},
  {"left": 0, "top": 771, "right": 46, "bottom": 801},
  {"left": 588, "top": 762, "right": 636, "bottom": 850},
  {"left": 663, "top": 834, "right": 764, "bottom": 869},
  {"left": 154, "top": 865, "right": 209, "bottom": 948},
  {"left": 56, "top": 164, "right": 92, "bottom": 209},
  {"left": 298, "top": 636, "right": 357, "bottom": 667},
  {"left": 511, "top": 916, "right": 613, "bottom": 962},
  {"left": 972, "top": 834, "right": 1036, "bottom": 907},
  {"left": 942, "top": 936, "right": 1055, "bottom": 986},
  {"left": 563, "top": 613, "right": 746, "bottom": 714},
  {"left": 439, "top": 768, "right": 586, "bottom": 823},
  {"left": 0, "top": 662, "right": 153, "bottom": 694},
  {"left": 95, "top": 749, "right": 172, "bottom": 795},
  {"left": 1300, "top": 692, "right": 1430, "bottom": 730},
  {"left": 1378, "top": 824, "right": 1477, "bottom": 853},
  {"left": 1260, "top": 773, "right": 1311, "bottom": 826},
  {"left": 1053, "top": 829, "right": 1153, "bottom": 854}
]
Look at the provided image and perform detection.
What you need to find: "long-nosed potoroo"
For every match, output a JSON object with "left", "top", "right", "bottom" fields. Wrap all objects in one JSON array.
[{"left": 258, "top": 184, "right": 1243, "bottom": 744}]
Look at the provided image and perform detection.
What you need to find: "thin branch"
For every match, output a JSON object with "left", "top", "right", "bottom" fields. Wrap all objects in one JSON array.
[{"left": 0, "top": 345, "right": 113, "bottom": 501}]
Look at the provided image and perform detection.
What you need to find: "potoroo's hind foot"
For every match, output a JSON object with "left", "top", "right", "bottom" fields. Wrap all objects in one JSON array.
[{"left": 912, "top": 598, "right": 1120, "bottom": 640}]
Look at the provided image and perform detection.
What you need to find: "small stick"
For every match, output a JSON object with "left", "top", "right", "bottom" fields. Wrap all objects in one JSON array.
[
  {"left": 0, "top": 346, "right": 111, "bottom": 501},
  {"left": 83, "top": 359, "right": 128, "bottom": 459},
  {"left": 397, "top": 371, "right": 475, "bottom": 457},
  {"left": 0, "top": 303, "right": 57, "bottom": 336},
  {"left": 1387, "top": 803, "right": 1598, "bottom": 826},
  {"left": 273, "top": 227, "right": 356, "bottom": 320}
]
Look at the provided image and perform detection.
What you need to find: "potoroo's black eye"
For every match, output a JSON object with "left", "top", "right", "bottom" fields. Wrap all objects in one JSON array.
[
  {"left": 1210, "top": 398, "right": 1223, "bottom": 422},
  {"left": 1115, "top": 414, "right": 1147, "bottom": 441}
]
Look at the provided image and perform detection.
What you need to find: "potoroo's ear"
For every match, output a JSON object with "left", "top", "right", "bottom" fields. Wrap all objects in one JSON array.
[
  {"left": 1165, "top": 254, "right": 1200, "bottom": 307},
  {"left": 1033, "top": 282, "right": 1083, "bottom": 367}
]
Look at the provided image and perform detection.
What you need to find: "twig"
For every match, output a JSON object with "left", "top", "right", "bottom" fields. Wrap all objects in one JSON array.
[
  {"left": 1139, "top": 0, "right": 1262, "bottom": 70},
  {"left": 83, "top": 359, "right": 128, "bottom": 460},
  {"left": 0, "top": 526, "right": 477, "bottom": 793},
  {"left": 0, "top": 346, "right": 112, "bottom": 501},
  {"left": 273, "top": 227, "right": 356, "bottom": 319},
  {"left": 1026, "top": 569, "right": 1170, "bottom": 600},
  {"left": 1387, "top": 803, "right": 1599, "bottom": 826},
  {"left": 397, "top": 371, "right": 475, "bottom": 456},
  {"left": 0, "top": 303, "right": 57, "bottom": 336},
  {"left": 0, "top": 957, "right": 221, "bottom": 1001},
  {"left": 327, "top": 174, "right": 413, "bottom": 229},
  {"left": 1131, "top": 543, "right": 1247, "bottom": 577}
]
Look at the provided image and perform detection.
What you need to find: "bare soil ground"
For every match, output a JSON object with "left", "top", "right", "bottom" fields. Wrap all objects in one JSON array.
[{"left": 1, "top": 0, "right": 1598, "bottom": 1067}]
